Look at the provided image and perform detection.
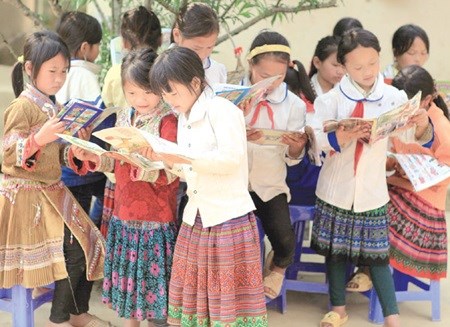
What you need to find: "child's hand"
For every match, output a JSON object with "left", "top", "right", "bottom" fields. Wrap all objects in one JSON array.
[
  {"left": 283, "top": 132, "right": 308, "bottom": 158},
  {"left": 238, "top": 98, "right": 256, "bottom": 116},
  {"left": 71, "top": 145, "right": 99, "bottom": 163},
  {"left": 246, "top": 128, "right": 263, "bottom": 142},
  {"left": 335, "top": 124, "right": 371, "bottom": 147},
  {"left": 77, "top": 126, "right": 93, "bottom": 141},
  {"left": 34, "top": 117, "right": 66, "bottom": 146},
  {"left": 408, "top": 108, "right": 430, "bottom": 139}
]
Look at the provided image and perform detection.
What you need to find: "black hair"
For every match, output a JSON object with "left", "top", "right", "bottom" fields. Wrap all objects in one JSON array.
[
  {"left": 149, "top": 46, "right": 205, "bottom": 96},
  {"left": 392, "top": 65, "right": 448, "bottom": 119},
  {"left": 337, "top": 29, "right": 381, "bottom": 65},
  {"left": 121, "top": 47, "right": 158, "bottom": 91},
  {"left": 171, "top": 2, "right": 219, "bottom": 43},
  {"left": 309, "top": 35, "right": 341, "bottom": 78},
  {"left": 11, "top": 30, "right": 70, "bottom": 97},
  {"left": 248, "top": 30, "right": 290, "bottom": 65},
  {"left": 284, "top": 60, "right": 316, "bottom": 103},
  {"left": 121, "top": 6, "right": 162, "bottom": 51},
  {"left": 56, "top": 11, "right": 102, "bottom": 57},
  {"left": 332, "top": 17, "right": 363, "bottom": 37},
  {"left": 392, "top": 24, "right": 430, "bottom": 57}
]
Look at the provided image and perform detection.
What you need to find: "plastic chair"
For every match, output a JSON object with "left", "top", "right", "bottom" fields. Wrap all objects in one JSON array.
[
  {"left": 0, "top": 285, "right": 54, "bottom": 327},
  {"left": 365, "top": 268, "right": 440, "bottom": 324},
  {"left": 284, "top": 205, "right": 328, "bottom": 295}
]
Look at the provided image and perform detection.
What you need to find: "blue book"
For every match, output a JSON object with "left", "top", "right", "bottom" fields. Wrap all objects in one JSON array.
[{"left": 57, "top": 99, "right": 103, "bottom": 136}]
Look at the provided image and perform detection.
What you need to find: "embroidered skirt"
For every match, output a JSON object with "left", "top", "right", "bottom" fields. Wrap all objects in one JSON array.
[
  {"left": 102, "top": 216, "right": 177, "bottom": 320},
  {"left": 100, "top": 179, "right": 115, "bottom": 238},
  {"left": 168, "top": 213, "right": 268, "bottom": 327},
  {"left": 0, "top": 178, "right": 105, "bottom": 288},
  {"left": 388, "top": 186, "right": 447, "bottom": 279},
  {"left": 311, "top": 198, "right": 390, "bottom": 265}
]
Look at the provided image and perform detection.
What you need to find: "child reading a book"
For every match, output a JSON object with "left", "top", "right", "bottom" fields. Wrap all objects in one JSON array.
[
  {"left": 241, "top": 30, "right": 308, "bottom": 299},
  {"left": 387, "top": 65, "right": 450, "bottom": 280},
  {"left": 55, "top": 11, "right": 112, "bottom": 230},
  {"left": 145, "top": 46, "right": 267, "bottom": 326},
  {"left": 309, "top": 29, "right": 408, "bottom": 327},
  {"left": 383, "top": 24, "right": 429, "bottom": 84},
  {"left": 73, "top": 48, "right": 179, "bottom": 326},
  {"left": 171, "top": 2, "right": 227, "bottom": 85},
  {"left": 0, "top": 30, "right": 106, "bottom": 327}
]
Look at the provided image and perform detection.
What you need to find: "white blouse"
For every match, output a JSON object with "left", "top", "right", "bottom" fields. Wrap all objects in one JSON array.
[
  {"left": 242, "top": 79, "right": 307, "bottom": 202},
  {"left": 172, "top": 88, "right": 255, "bottom": 228},
  {"left": 204, "top": 57, "right": 227, "bottom": 85},
  {"left": 311, "top": 73, "right": 407, "bottom": 212}
]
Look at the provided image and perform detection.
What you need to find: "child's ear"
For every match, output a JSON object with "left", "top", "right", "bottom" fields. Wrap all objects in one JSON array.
[
  {"left": 24, "top": 61, "right": 33, "bottom": 77},
  {"left": 421, "top": 94, "right": 433, "bottom": 109},
  {"left": 191, "top": 76, "right": 202, "bottom": 93},
  {"left": 173, "top": 28, "right": 182, "bottom": 44},
  {"left": 312, "top": 56, "right": 321, "bottom": 70},
  {"left": 79, "top": 41, "right": 89, "bottom": 57}
]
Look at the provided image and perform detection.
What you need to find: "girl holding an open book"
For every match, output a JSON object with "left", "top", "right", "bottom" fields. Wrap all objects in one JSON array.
[
  {"left": 0, "top": 30, "right": 106, "bottom": 327},
  {"left": 387, "top": 65, "right": 450, "bottom": 280},
  {"left": 73, "top": 48, "right": 179, "bottom": 326},
  {"left": 145, "top": 46, "right": 267, "bottom": 327},
  {"left": 310, "top": 29, "right": 411, "bottom": 327}
]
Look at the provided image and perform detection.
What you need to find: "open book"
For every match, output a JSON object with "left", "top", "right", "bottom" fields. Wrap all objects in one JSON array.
[
  {"left": 92, "top": 127, "right": 195, "bottom": 162},
  {"left": 57, "top": 99, "right": 120, "bottom": 136},
  {"left": 390, "top": 152, "right": 450, "bottom": 192},
  {"left": 323, "top": 91, "right": 421, "bottom": 144},
  {"left": 214, "top": 75, "right": 281, "bottom": 106},
  {"left": 57, "top": 133, "right": 163, "bottom": 171}
]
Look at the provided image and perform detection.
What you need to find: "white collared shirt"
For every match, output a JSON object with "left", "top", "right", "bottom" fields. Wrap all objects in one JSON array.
[
  {"left": 310, "top": 73, "right": 324, "bottom": 97},
  {"left": 242, "top": 79, "right": 307, "bottom": 202},
  {"left": 204, "top": 57, "right": 227, "bottom": 85},
  {"left": 172, "top": 88, "right": 255, "bottom": 227},
  {"left": 311, "top": 73, "right": 407, "bottom": 212},
  {"left": 56, "top": 59, "right": 101, "bottom": 104}
]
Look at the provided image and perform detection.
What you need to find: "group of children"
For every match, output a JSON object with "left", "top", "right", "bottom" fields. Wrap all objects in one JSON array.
[{"left": 0, "top": 3, "right": 448, "bottom": 327}]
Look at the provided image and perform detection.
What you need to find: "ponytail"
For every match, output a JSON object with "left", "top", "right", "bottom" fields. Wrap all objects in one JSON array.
[
  {"left": 433, "top": 95, "right": 449, "bottom": 119},
  {"left": 284, "top": 60, "right": 316, "bottom": 103},
  {"left": 11, "top": 61, "right": 24, "bottom": 98}
]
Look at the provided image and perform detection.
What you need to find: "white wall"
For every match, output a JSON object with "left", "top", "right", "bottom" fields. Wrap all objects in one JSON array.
[{"left": 212, "top": 0, "right": 450, "bottom": 81}]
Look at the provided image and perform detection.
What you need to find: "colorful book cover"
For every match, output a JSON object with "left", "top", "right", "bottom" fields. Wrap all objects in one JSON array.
[{"left": 57, "top": 99, "right": 103, "bottom": 136}]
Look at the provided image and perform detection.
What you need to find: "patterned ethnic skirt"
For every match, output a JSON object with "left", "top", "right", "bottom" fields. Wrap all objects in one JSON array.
[
  {"left": 167, "top": 213, "right": 268, "bottom": 327},
  {"left": 102, "top": 216, "right": 177, "bottom": 321},
  {"left": 388, "top": 186, "right": 447, "bottom": 279},
  {"left": 311, "top": 198, "right": 390, "bottom": 265}
]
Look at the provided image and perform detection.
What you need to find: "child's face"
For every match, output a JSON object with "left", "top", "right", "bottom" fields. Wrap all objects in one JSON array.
[
  {"left": 123, "top": 81, "right": 160, "bottom": 115},
  {"left": 161, "top": 79, "right": 200, "bottom": 116},
  {"left": 343, "top": 45, "right": 380, "bottom": 91},
  {"left": 314, "top": 52, "right": 345, "bottom": 86},
  {"left": 396, "top": 37, "right": 429, "bottom": 70},
  {"left": 250, "top": 56, "right": 286, "bottom": 94},
  {"left": 27, "top": 53, "right": 69, "bottom": 96},
  {"left": 174, "top": 30, "right": 218, "bottom": 62}
]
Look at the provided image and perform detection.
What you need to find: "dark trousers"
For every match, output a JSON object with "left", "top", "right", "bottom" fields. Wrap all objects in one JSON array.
[
  {"left": 50, "top": 225, "right": 94, "bottom": 323},
  {"left": 68, "top": 177, "right": 106, "bottom": 228},
  {"left": 250, "top": 192, "right": 295, "bottom": 268}
]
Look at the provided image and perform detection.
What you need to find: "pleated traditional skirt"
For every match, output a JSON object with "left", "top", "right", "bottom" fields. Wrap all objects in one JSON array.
[{"left": 167, "top": 213, "right": 268, "bottom": 327}]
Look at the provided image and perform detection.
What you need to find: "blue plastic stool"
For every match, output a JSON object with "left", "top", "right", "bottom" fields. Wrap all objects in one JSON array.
[
  {"left": 366, "top": 268, "right": 441, "bottom": 324},
  {"left": 0, "top": 285, "right": 54, "bottom": 327},
  {"left": 284, "top": 205, "right": 328, "bottom": 295}
]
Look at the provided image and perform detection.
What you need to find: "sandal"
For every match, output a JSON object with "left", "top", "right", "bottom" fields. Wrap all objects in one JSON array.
[
  {"left": 263, "top": 270, "right": 284, "bottom": 299},
  {"left": 320, "top": 311, "right": 348, "bottom": 327},
  {"left": 346, "top": 272, "right": 373, "bottom": 292},
  {"left": 82, "top": 316, "right": 114, "bottom": 327}
]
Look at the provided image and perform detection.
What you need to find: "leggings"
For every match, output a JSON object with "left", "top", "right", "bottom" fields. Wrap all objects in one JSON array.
[{"left": 327, "top": 260, "right": 399, "bottom": 317}]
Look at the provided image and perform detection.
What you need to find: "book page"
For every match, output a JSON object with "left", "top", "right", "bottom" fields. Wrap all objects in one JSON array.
[
  {"left": 249, "top": 128, "right": 295, "bottom": 146},
  {"left": 139, "top": 130, "right": 194, "bottom": 161},
  {"left": 93, "top": 127, "right": 149, "bottom": 152},
  {"left": 392, "top": 152, "right": 450, "bottom": 192},
  {"left": 57, "top": 133, "right": 107, "bottom": 156}
]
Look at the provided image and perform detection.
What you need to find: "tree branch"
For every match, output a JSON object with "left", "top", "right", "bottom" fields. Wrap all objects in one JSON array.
[
  {"left": 217, "top": 0, "right": 337, "bottom": 44},
  {"left": 47, "top": 0, "right": 63, "bottom": 17},
  {"left": 0, "top": 32, "right": 19, "bottom": 60},
  {"left": 219, "top": 0, "right": 239, "bottom": 21},
  {"left": 3, "top": 0, "right": 45, "bottom": 28},
  {"left": 151, "top": 0, "right": 177, "bottom": 14}
]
